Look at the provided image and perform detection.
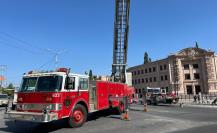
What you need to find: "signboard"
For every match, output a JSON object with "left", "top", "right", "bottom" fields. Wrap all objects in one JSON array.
[{"left": 0, "top": 76, "right": 5, "bottom": 81}]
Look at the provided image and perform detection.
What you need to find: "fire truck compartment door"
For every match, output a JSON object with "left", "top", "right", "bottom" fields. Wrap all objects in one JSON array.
[{"left": 97, "top": 82, "right": 109, "bottom": 110}]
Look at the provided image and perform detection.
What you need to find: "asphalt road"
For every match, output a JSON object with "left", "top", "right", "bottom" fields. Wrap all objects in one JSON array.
[{"left": 0, "top": 105, "right": 216, "bottom": 133}]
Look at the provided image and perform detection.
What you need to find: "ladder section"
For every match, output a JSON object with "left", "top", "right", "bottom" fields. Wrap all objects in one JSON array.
[{"left": 112, "top": 0, "right": 130, "bottom": 83}]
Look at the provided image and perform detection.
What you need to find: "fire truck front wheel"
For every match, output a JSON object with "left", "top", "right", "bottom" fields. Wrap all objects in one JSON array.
[{"left": 68, "top": 104, "right": 87, "bottom": 128}]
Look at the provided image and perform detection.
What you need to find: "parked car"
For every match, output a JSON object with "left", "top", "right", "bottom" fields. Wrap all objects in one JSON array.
[{"left": 0, "top": 94, "right": 9, "bottom": 106}]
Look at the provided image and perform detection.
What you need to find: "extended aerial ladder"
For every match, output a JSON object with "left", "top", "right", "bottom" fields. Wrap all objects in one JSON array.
[{"left": 112, "top": 0, "right": 130, "bottom": 83}]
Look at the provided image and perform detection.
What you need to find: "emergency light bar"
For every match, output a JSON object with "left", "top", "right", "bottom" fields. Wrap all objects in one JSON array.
[{"left": 26, "top": 68, "right": 70, "bottom": 75}]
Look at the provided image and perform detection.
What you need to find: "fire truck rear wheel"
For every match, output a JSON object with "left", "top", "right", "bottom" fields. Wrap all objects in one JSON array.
[
  {"left": 68, "top": 104, "right": 87, "bottom": 128},
  {"left": 116, "top": 102, "right": 125, "bottom": 115}
]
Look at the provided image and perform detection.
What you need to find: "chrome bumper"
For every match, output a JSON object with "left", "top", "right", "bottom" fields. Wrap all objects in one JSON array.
[{"left": 5, "top": 111, "right": 58, "bottom": 123}]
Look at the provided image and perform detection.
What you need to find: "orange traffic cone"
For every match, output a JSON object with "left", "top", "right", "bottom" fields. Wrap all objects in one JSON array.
[
  {"left": 121, "top": 109, "right": 130, "bottom": 121},
  {"left": 144, "top": 103, "right": 148, "bottom": 112}
]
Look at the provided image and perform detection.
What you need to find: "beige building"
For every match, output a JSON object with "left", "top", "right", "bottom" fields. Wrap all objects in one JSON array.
[{"left": 127, "top": 47, "right": 217, "bottom": 96}]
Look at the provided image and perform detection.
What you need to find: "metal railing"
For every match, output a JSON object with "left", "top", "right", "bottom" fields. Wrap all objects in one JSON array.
[{"left": 178, "top": 93, "right": 217, "bottom": 104}]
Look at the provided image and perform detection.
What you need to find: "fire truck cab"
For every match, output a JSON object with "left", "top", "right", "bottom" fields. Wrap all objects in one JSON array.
[{"left": 6, "top": 68, "right": 133, "bottom": 127}]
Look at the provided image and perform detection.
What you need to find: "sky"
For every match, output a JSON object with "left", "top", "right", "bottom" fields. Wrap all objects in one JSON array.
[{"left": 0, "top": 0, "right": 217, "bottom": 86}]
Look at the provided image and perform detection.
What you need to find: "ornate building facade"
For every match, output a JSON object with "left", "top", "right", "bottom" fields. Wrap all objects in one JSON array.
[{"left": 127, "top": 47, "right": 217, "bottom": 96}]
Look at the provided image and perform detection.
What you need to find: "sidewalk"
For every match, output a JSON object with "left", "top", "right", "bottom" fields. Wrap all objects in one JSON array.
[{"left": 178, "top": 99, "right": 217, "bottom": 108}]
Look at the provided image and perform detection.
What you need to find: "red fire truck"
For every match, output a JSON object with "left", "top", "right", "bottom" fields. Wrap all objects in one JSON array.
[{"left": 6, "top": 68, "right": 134, "bottom": 127}]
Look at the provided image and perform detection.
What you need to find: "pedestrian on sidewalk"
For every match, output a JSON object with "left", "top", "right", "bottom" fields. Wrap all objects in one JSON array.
[
  {"left": 193, "top": 95, "right": 197, "bottom": 103},
  {"left": 198, "top": 92, "right": 202, "bottom": 104}
]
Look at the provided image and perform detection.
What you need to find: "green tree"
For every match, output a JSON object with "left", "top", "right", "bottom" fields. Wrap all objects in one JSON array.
[
  {"left": 7, "top": 83, "right": 14, "bottom": 89},
  {"left": 149, "top": 58, "right": 152, "bottom": 62},
  {"left": 89, "top": 69, "right": 93, "bottom": 80},
  {"left": 195, "top": 41, "right": 199, "bottom": 48},
  {"left": 144, "top": 52, "right": 152, "bottom": 64},
  {"left": 144, "top": 52, "right": 149, "bottom": 64}
]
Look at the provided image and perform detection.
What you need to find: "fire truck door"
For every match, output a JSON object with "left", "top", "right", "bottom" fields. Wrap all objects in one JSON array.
[
  {"left": 89, "top": 84, "right": 96, "bottom": 110},
  {"left": 97, "top": 82, "right": 109, "bottom": 110}
]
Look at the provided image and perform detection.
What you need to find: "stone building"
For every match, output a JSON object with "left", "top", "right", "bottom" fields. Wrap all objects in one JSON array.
[{"left": 127, "top": 47, "right": 217, "bottom": 96}]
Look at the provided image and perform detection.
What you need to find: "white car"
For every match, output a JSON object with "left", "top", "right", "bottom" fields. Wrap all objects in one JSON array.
[{"left": 0, "top": 94, "right": 9, "bottom": 106}]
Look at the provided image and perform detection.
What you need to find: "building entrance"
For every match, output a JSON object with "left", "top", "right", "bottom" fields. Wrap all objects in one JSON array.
[
  {"left": 186, "top": 85, "right": 193, "bottom": 94},
  {"left": 195, "top": 85, "right": 201, "bottom": 94}
]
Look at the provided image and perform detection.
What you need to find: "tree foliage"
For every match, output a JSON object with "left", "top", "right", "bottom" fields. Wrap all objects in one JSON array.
[
  {"left": 195, "top": 42, "right": 199, "bottom": 48},
  {"left": 7, "top": 83, "right": 14, "bottom": 89},
  {"left": 89, "top": 69, "right": 93, "bottom": 80},
  {"left": 144, "top": 52, "right": 152, "bottom": 64}
]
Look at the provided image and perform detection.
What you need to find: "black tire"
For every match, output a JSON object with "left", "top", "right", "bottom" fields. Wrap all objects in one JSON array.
[
  {"left": 68, "top": 104, "right": 87, "bottom": 128},
  {"left": 166, "top": 99, "right": 173, "bottom": 104},
  {"left": 115, "top": 102, "right": 125, "bottom": 115},
  {"left": 147, "top": 100, "right": 151, "bottom": 105}
]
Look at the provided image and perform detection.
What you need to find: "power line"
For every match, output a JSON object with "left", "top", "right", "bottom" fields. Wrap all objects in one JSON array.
[
  {"left": 0, "top": 32, "right": 48, "bottom": 54},
  {"left": 0, "top": 32, "right": 67, "bottom": 70},
  {"left": 37, "top": 55, "right": 56, "bottom": 70},
  {"left": 46, "top": 49, "right": 67, "bottom": 69},
  {"left": 0, "top": 40, "right": 39, "bottom": 55}
]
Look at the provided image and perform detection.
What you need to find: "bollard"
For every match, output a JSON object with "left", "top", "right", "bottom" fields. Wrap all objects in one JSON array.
[{"left": 143, "top": 103, "right": 148, "bottom": 112}]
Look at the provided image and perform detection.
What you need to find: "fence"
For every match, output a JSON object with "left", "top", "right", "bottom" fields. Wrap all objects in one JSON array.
[{"left": 178, "top": 93, "right": 217, "bottom": 104}]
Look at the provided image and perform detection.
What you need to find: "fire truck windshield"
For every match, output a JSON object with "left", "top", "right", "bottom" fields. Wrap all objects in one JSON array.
[{"left": 21, "top": 76, "right": 63, "bottom": 92}]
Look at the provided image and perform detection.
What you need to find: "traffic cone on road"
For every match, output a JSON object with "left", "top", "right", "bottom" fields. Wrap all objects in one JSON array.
[
  {"left": 144, "top": 103, "right": 148, "bottom": 112},
  {"left": 121, "top": 109, "right": 130, "bottom": 121}
]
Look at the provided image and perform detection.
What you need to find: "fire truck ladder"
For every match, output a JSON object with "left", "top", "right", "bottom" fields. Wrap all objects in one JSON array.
[{"left": 112, "top": 0, "right": 130, "bottom": 83}]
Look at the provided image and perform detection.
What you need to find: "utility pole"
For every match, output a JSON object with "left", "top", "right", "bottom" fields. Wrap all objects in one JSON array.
[
  {"left": 0, "top": 65, "right": 7, "bottom": 92},
  {"left": 46, "top": 49, "right": 66, "bottom": 69}
]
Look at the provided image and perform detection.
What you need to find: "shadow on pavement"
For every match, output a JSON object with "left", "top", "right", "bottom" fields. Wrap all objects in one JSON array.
[{"left": 0, "top": 109, "right": 121, "bottom": 133}]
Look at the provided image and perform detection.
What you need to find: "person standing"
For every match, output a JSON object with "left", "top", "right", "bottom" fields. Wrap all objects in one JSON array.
[{"left": 198, "top": 92, "right": 202, "bottom": 104}]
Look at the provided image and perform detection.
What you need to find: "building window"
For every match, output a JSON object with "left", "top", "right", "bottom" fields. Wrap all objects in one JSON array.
[
  {"left": 165, "top": 75, "right": 168, "bottom": 80},
  {"left": 194, "top": 73, "right": 200, "bottom": 79},
  {"left": 137, "top": 70, "right": 140, "bottom": 75},
  {"left": 149, "top": 68, "right": 152, "bottom": 73},
  {"left": 160, "top": 65, "right": 163, "bottom": 71},
  {"left": 185, "top": 74, "right": 191, "bottom": 80},
  {"left": 193, "top": 64, "right": 199, "bottom": 69},
  {"left": 145, "top": 69, "right": 147, "bottom": 73},
  {"left": 142, "top": 78, "right": 144, "bottom": 83},
  {"left": 141, "top": 70, "right": 144, "bottom": 74},
  {"left": 164, "top": 64, "right": 167, "bottom": 70},
  {"left": 184, "top": 64, "right": 189, "bottom": 70},
  {"left": 146, "top": 78, "right": 148, "bottom": 83},
  {"left": 165, "top": 87, "right": 169, "bottom": 93},
  {"left": 154, "top": 77, "right": 157, "bottom": 82},
  {"left": 135, "top": 79, "right": 137, "bottom": 84},
  {"left": 186, "top": 85, "right": 193, "bottom": 94},
  {"left": 149, "top": 77, "right": 152, "bottom": 82},
  {"left": 134, "top": 71, "right": 136, "bottom": 75},
  {"left": 138, "top": 79, "right": 140, "bottom": 84},
  {"left": 139, "top": 89, "right": 141, "bottom": 93},
  {"left": 135, "top": 89, "right": 138, "bottom": 93},
  {"left": 161, "top": 76, "right": 164, "bottom": 81},
  {"left": 153, "top": 67, "right": 156, "bottom": 72},
  {"left": 132, "top": 80, "right": 134, "bottom": 84}
]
